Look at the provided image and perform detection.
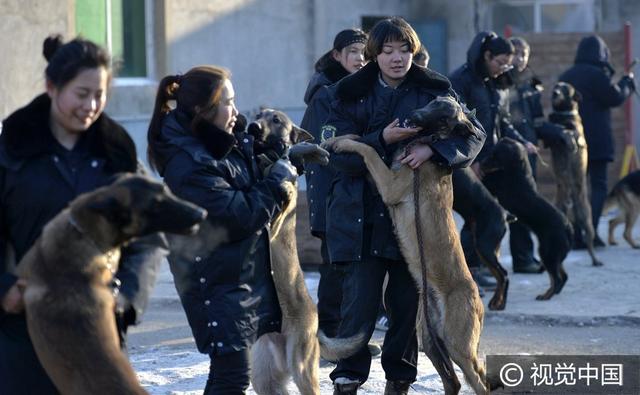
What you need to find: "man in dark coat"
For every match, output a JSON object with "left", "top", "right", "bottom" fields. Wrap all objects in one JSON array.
[
  {"left": 559, "top": 35, "right": 635, "bottom": 246},
  {"left": 300, "top": 28, "right": 367, "bottom": 341}
]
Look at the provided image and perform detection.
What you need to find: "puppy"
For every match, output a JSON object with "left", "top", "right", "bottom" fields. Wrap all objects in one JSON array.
[
  {"left": 247, "top": 109, "right": 361, "bottom": 395},
  {"left": 603, "top": 170, "right": 640, "bottom": 248},
  {"left": 324, "top": 96, "right": 489, "bottom": 395},
  {"left": 548, "top": 82, "right": 603, "bottom": 266},
  {"left": 15, "top": 174, "right": 206, "bottom": 395},
  {"left": 482, "top": 138, "right": 573, "bottom": 300}
]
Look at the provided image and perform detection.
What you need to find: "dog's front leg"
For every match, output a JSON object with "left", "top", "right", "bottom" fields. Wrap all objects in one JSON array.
[{"left": 330, "top": 139, "right": 410, "bottom": 205}]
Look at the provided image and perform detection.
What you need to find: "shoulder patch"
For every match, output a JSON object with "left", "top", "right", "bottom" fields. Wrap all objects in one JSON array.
[{"left": 320, "top": 125, "right": 337, "bottom": 142}]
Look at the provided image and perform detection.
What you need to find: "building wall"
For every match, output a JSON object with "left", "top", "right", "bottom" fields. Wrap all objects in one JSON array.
[{"left": 0, "top": 0, "right": 72, "bottom": 118}]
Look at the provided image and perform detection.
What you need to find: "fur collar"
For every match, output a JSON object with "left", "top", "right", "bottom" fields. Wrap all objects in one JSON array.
[
  {"left": 1, "top": 94, "right": 137, "bottom": 173},
  {"left": 335, "top": 62, "right": 451, "bottom": 100}
]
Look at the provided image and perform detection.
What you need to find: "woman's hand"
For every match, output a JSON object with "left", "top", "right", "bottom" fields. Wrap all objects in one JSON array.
[
  {"left": 401, "top": 144, "right": 433, "bottom": 169},
  {"left": 382, "top": 119, "right": 422, "bottom": 144},
  {"left": 1, "top": 278, "right": 27, "bottom": 314}
]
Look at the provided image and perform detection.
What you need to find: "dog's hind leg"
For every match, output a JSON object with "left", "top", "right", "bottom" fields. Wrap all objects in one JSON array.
[
  {"left": 608, "top": 214, "right": 624, "bottom": 245},
  {"left": 419, "top": 309, "right": 461, "bottom": 395},
  {"left": 623, "top": 211, "right": 639, "bottom": 249},
  {"left": 441, "top": 287, "right": 488, "bottom": 395},
  {"left": 288, "top": 331, "right": 320, "bottom": 395},
  {"left": 251, "top": 334, "right": 290, "bottom": 395}
]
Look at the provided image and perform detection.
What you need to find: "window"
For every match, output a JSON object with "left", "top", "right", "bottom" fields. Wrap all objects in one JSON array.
[
  {"left": 76, "top": 0, "right": 149, "bottom": 78},
  {"left": 489, "top": 0, "right": 595, "bottom": 33}
]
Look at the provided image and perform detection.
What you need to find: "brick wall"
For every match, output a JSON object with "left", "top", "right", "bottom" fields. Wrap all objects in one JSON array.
[{"left": 520, "top": 31, "right": 627, "bottom": 199}]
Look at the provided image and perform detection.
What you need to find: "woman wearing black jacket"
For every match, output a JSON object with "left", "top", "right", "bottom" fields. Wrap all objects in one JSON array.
[
  {"left": 323, "top": 18, "right": 485, "bottom": 395},
  {"left": 0, "top": 35, "right": 166, "bottom": 394},
  {"left": 147, "top": 66, "right": 298, "bottom": 394},
  {"left": 301, "top": 28, "right": 367, "bottom": 341}
]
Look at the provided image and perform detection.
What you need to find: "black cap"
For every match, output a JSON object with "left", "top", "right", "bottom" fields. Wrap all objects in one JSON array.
[{"left": 333, "top": 29, "right": 367, "bottom": 51}]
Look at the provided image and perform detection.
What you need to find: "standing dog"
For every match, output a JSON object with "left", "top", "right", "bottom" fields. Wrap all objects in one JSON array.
[
  {"left": 604, "top": 169, "right": 640, "bottom": 248},
  {"left": 453, "top": 168, "right": 510, "bottom": 310},
  {"left": 482, "top": 138, "right": 574, "bottom": 300},
  {"left": 247, "top": 109, "right": 363, "bottom": 395},
  {"left": 548, "top": 82, "right": 603, "bottom": 266},
  {"left": 15, "top": 175, "right": 207, "bottom": 395},
  {"left": 323, "top": 96, "right": 488, "bottom": 395}
]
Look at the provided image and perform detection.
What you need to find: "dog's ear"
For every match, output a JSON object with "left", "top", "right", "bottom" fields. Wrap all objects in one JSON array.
[
  {"left": 291, "top": 126, "right": 314, "bottom": 143},
  {"left": 87, "top": 196, "right": 131, "bottom": 228},
  {"left": 572, "top": 89, "right": 582, "bottom": 102}
]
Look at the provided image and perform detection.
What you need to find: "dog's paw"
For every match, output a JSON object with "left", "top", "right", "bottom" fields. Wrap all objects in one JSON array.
[
  {"left": 321, "top": 134, "right": 359, "bottom": 151},
  {"left": 331, "top": 138, "right": 362, "bottom": 154}
]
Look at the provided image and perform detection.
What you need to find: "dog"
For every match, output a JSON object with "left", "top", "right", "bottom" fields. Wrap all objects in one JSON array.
[
  {"left": 548, "top": 82, "right": 603, "bottom": 266},
  {"left": 323, "top": 96, "right": 488, "bottom": 395},
  {"left": 246, "top": 109, "right": 362, "bottom": 395},
  {"left": 453, "top": 167, "right": 510, "bottom": 310},
  {"left": 14, "top": 174, "right": 207, "bottom": 395},
  {"left": 482, "top": 138, "right": 573, "bottom": 300},
  {"left": 603, "top": 169, "right": 640, "bottom": 248}
]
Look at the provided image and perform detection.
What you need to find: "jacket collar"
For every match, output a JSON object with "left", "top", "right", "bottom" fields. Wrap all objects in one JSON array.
[
  {"left": 334, "top": 61, "right": 451, "bottom": 100},
  {"left": 0, "top": 94, "right": 137, "bottom": 172}
]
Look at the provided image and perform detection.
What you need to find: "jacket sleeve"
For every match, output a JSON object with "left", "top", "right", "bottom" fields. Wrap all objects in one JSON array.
[
  {"left": 174, "top": 166, "right": 285, "bottom": 243},
  {"left": 429, "top": 94, "right": 487, "bottom": 169},
  {"left": 595, "top": 74, "right": 634, "bottom": 108},
  {"left": 326, "top": 97, "right": 387, "bottom": 176},
  {"left": 115, "top": 233, "right": 168, "bottom": 325},
  {"left": 0, "top": 167, "right": 17, "bottom": 315}
]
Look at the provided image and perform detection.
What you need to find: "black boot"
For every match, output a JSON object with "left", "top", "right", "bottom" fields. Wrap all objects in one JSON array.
[
  {"left": 384, "top": 380, "right": 412, "bottom": 395},
  {"left": 333, "top": 378, "right": 360, "bottom": 395}
]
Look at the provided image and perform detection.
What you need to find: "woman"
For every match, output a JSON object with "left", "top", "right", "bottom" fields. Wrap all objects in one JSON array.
[
  {"left": 146, "top": 66, "right": 297, "bottom": 393},
  {"left": 0, "top": 35, "right": 166, "bottom": 394},
  {"left": 322, "top": 17, "right": 485, "bottom": 394}
]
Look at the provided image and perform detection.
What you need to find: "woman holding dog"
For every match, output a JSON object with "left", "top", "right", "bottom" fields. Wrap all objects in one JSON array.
[
  {"left": 147, "top": 66, "right": 298, "bottom": 393},
  {"left": 322, "top": 17, "right": 485, "bottom": 394},
  {"left": 0, "top": 35, "right": 167, "bottom": 394}
]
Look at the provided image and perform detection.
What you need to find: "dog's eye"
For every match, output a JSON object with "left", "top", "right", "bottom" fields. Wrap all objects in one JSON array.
[{"left": 272, "top": 116, "right": 280, "bottom": 124}]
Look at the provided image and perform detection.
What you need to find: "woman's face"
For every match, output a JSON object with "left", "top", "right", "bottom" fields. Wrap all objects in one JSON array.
[
  {"left": 211, "top": 79, "right": 238, "bottom": 133},
  {"left": 484, "top": 51, "right": 513, "bottom": 78},
  {"left": 333, "top": 43, "right": 366, "bottom": 74},
  {"left": 512, "top": 45, "right": 530, "bottom": 73},
  {"left": 47, "top": 67, "right": 108, "bottom": 133},
  {"left": 376, "top": 40, "right": 413, "bottom": 88}
]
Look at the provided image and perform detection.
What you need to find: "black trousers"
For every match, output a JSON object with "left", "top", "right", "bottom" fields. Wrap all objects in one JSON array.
[
  {"left": 0, "top": 315, "right": 59, "bottom": 395},
  {"left": 205, "top": 348, "right": 251, "bottom": 394},
  {"left": 587, "top": 160, "right": 608, "bottom": 232},
  {"left": 509, "top": 221, "right": 537, "bottom": 267},
  {"left": 317, "top": 235, "right": 347, "bottom": 338},
  {"left": 330, "top": 248, "right": 419, "bottom": 383}
]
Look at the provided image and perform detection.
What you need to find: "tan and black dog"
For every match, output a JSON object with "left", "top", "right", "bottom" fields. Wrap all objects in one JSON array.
[
  {"left": 15, "top": 174, "right": 207, "bottom": 395},
  {"left": 604, "top": 169, "right": 640, "bottom": 248},
  {"left": 247, "top": 109, "right": 363, "bottom": 395},
  {"left": 323, "top": 96, "right": 488, "bottom": 395},
  {"left": 548, "top": 81, "right": 603, "bottom": 266}
]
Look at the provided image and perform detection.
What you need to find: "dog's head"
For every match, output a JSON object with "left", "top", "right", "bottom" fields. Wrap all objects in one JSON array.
[
  {"left": 551, "top": 82, "right": 581, "bottom": 112},
  {"left": 481, "top": 138, "right": 531, "bottom": 176},
  {"left": 247, "top": 109, "right": 312, "bottom": 158},
  {"left": 74, "top": 174, "right": 207, "bottom": 244},
  {"left": 408, "top": 96, "right": 478, "bottom": 141}
]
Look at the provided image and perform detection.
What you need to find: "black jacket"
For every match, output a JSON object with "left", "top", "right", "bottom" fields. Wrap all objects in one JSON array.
[
  {"left": 449, "top": 31, "right": 526, "bottom": 162},
  {"left": 324, "top": 62, "right": 486, "bottom": 263},
  {"left": 152, "top": 110, "right": 284, "bottom": 355},
  {"left": 0, "top": 94, "right": 166, "bottom": 324},
  {"left": 300, "top": 62, "right": 349, "bottom": 236},
  {"left": 559, "top": 35, "right": 634, "bottom": 161}
]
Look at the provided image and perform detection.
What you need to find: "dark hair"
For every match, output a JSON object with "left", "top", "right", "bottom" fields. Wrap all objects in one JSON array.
[
  {"left": 414, "top": 44, "right": 430, "bottom": 67},
  {"left": 147, "top": 65, "right": 230, "bottom": 171},
  {"left": 314, "top": 28, "right": 367, "bottom": 72},
  {"left": 43, "top": 34, "right": 111, "bottom": 88},
  {"left": 482, "top": 35, "right": 515, "bottom": 57},
  {"left": 509, "top": 36, "right": 530, "bottom": 52},
  {"left": 365, "top": 17, "right": 421, "bottom": 61}
]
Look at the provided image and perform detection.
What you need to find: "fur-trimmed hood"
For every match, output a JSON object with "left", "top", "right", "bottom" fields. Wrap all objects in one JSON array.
[
  {"left": 0, "top": 93, "right": 137, "bottom": 173},
  {"left": 334, "top": 61, "right": 451, "bottom": 101}
]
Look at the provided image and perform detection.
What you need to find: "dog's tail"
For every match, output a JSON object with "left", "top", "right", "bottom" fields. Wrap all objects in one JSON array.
[{"left": 317, "top": 330, "right": 367, "bottom": 362}]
